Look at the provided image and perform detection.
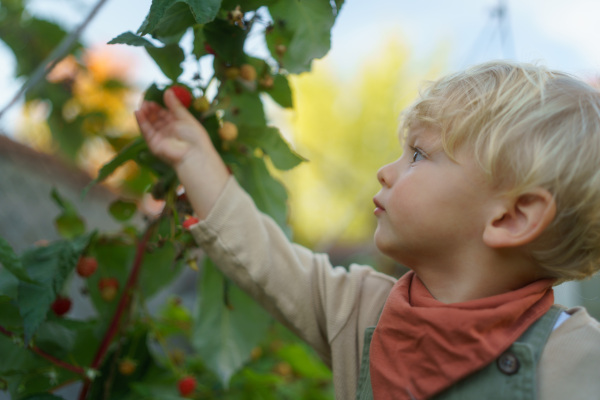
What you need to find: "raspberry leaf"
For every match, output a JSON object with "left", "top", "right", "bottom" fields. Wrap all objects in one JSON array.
[
  {"left": 192, "top": 258, "right": 270, "bottom": 387},
  {"left": 266, "top": 0, "right": 337, "bottom": 73},
  {"left": 139, "top": 0, "right": 222, "bottom": 36},
  {"left": 18, "top": 233, "right": 93, "bottom": 344}
]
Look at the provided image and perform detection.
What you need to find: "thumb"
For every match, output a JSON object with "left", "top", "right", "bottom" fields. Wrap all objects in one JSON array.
[{"left": 164, "top": 89, "right": 192, "bottom": 119}]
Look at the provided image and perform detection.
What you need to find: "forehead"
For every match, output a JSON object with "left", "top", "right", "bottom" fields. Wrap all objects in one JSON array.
[{"left": 404, "top": 126, "right": 442, "bottom": 148}]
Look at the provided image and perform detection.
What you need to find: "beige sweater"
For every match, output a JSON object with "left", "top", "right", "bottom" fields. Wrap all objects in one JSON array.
[{"left": 191, "top": 177, "right": 600, "bottom": 400}]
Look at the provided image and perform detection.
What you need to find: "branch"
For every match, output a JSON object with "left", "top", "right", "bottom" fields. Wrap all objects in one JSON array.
[
  {"left": 77, "top": 221, "right": 157, "bottom": 400},
  {"left": 0, "top": 325, "right": 86, "bottom": 376},
  {"left": 0, "top": 0, "right": 112, "bottom": 121}
]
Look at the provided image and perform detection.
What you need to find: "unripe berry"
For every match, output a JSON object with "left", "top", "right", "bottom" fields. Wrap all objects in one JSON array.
[
  {"left": 51, "top": 296, "right": 72, "bottom": 316},
  {"left": 118, "top": 358, "right": 137, "bottom": 376},
  {"left": 259, "top": 75, "right": 274, "bottom": 89},
  {"left": 170, "top": 85, "right": 193, "bottom": 108},
  {"left": 275, "top": 44, "right": 287, "bottom": 57},
  {"left": 224, "top": 67, "right": 240, "bottom": 80},
  {"left": 219, "top": 121, "right": 238, "bottom": 141},
  {"left": 98, "top": 277, "right": 119, "bottom": 302},
  {"left": 76, "top": 256, "right": 98, "bottom": 278},
  {"left": 239, "top": 64, "right": 257, "bottom": 81},
  {"left": 192, "top": 96, "right": 210, "bottom": 113},
  {"left": 178, "top": 376, "right": 197, "bottom": 398}
]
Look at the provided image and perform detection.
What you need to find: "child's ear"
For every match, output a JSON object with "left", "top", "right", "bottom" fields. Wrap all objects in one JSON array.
[{"left": 483, "top": 188, "right": 556, "bottom": 248}]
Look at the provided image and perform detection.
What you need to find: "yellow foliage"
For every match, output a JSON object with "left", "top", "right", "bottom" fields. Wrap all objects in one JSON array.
[
  {"left": 18, "top": 45, "right": 139, "bottom": 184},
  {"left": 280, "top": 38, "right": 446, "bottom": 248}
]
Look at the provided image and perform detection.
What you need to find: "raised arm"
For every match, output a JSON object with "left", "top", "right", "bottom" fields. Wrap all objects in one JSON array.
[{"left": 134, "top": 89, "right": 230, "bottom": 219}]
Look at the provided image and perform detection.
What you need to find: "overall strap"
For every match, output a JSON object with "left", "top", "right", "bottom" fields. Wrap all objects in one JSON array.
[{"left": 356, "top": 305, "right": 565, "bottom": 400}]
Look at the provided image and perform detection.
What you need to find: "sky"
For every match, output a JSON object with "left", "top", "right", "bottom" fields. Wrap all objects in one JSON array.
[{"left": 2, "top": 0, "right": 600, "bottom": 132}]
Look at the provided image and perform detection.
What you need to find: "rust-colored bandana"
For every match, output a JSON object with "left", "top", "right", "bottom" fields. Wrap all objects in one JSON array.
[{"left": 369, "top": 271, "right": 554, "bottom": 400}]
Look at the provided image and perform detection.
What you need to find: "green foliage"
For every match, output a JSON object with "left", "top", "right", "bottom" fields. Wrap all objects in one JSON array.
[
  {"left": 0, "top": 0, "right": 344, "bottom": 398},
  {"left": 193, "top": 259, "right": 271, "bottom": 387}
]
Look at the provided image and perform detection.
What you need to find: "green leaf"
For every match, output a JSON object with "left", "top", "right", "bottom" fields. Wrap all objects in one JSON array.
[
  {"left": 232, "top": 156, "right": 290, "bottom": 236},
  {"left": 109, "top": 31, "right": 184, "bottom": 81},
  {"left": 204, "top": 18, "right": 247, "bottom": 66},
  {"left": 0, "top": 17, "right": 72, "bottom": 77},
  {"left": 108, "top": 199, "right": 138, "bottom": 222},
  {"left": 51, "top": 189, "right": 86, "bottom": 238},
  {"left": 148, "top": 2, "right": 196, "bottom": 42},
  {"left": 138, "top": 242, "right": 184, "bottom": 299},
  {"left": 0, "top": 236, "right": 37, "bottom": 284},
  {"left": 47, "top": 112, "right": 86, "bottom": 160},
  {"left": 192, "top": 258, "right": 271, "bottom": 387},
  {"left": 20, "top": 394, "right": 66, "bottom": 400},
  {"left": 221, "top": 0, "right": 278, "bottom": 11},
  {"left": 237, "top": 125, "right": 305, "bottom": 170},
  {"left": 84, "top": 137, "right": 147, "bottom": 196},
  {"left": 0, "top": 268, "right": 19, "bottom": 300},
  {"left": 34, "top": 319, "right": 77, "bottom": 357},
  {"left": 265, "top": 74, "right": 293, "bottom": 108},
  {"left": 192, "top": 25, "right": 207, "bottom": 59},
  {"left": 54, "top": 213, "right": 86, "bottom": 239},
  {"left": 86, "top": 240, "right": 134, "bottom": 317},
  {"left": 277, "top": 343, "right": 332, "bottom": 380},
  {"left": 222, "top": 86, "right": 266, "bottom": 127},
  {"left": 18, "top": 234, "right": 93, "bottom": 343},
  {"left": 139, "top": 0, "right": 222, "bottom": 36},
  {"left": 146, "top": 43, "right": 185, "bottom": 81},
  {"left": 266, "top": 0, "right": 337, "bottom": 73},
  {"left": 108, "top": 31, "right": 155, "bottom": 47}
]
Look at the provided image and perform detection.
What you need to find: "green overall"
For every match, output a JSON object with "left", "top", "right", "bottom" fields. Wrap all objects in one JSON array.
[{"left": 356, "top": 305, "right": 564, "bottom": 400}]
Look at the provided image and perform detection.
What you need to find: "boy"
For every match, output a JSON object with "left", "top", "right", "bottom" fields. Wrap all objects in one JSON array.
[{"left": 136, "top": 61, "right": 600, "bottom": 399}]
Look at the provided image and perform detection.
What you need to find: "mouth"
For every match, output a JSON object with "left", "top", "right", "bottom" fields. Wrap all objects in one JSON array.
[{"left": 373, "top": 197, "right": 385, "bottom": 214}]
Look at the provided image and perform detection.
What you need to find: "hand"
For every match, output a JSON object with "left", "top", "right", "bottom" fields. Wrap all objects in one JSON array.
[
  {"left": 135, "top": 88, "right": 230, "bottom": 219},
  {"left": 135, "top": 89, "right": 211, "bottom": 169}
]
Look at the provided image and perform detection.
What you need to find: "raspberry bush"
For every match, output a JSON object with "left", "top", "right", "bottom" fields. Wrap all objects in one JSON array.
[{"left": 0, "top": 0, "right": 344, "bottom": 398}]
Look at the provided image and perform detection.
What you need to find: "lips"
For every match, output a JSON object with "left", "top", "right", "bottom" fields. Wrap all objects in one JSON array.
[{"left": 373, "top": 197, "right": 385, "bottom": 213}]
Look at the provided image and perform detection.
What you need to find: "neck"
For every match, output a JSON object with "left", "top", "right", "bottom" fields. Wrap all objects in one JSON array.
[{"left": 409, "top": 249, "right": 546, "bottom": 303}]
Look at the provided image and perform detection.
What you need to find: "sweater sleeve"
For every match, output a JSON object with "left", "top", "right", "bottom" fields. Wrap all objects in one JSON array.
[
  {"left": 189, "top": 177, "right": 395, "bottom": 366},
  {"left": 538, "top": 306, "right": 600, "bottom": 399}
]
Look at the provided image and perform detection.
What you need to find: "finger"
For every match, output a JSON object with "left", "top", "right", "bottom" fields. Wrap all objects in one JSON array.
[{"left": 164, "top": 89, "right": 193, "bottom": 120}]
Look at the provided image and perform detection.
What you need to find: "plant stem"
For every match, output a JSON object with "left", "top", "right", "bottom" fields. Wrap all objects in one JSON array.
[
  {"left": 77, "top": 222, "right": 157, "bottom": 400},
  {"left": 0, "top": 325, "right": 86, "bottom": 376},
  {"left": 0, "top": 0, "right": 111, "bottom": 121}
]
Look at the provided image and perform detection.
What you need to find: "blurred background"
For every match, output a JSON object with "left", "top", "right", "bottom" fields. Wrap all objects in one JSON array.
[{"left": 1, "top": 0, "right": 599, "bottom": 316}]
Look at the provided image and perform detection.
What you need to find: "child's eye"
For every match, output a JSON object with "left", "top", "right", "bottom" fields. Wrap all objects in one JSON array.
[{"left": 410, "top": 147, "right": 426, "bottom": 163}]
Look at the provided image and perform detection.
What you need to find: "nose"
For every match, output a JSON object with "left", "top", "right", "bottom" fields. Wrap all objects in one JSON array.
[{"left": 377, "top": 162, "right": 395, "bottom": 187}]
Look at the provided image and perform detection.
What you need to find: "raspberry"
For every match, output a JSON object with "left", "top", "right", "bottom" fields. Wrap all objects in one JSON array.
[
  {"left": 98, "top": 277, "right": 119, "bottom": 302},
  {"left": 51, "top": 296, "right": 72, "bottom": 316},
  {"left": 170, "top": 85, "right": 193, "bottom": 108},
  {"left": 219, "top": 121, "right": 238, "bottom": 141},
  {"left": 76, "top": 256, "right": 98, "bottom": 278},
  {"left": 182, "top": 216, "right": 199, "bottom": 229},
  {"left": 178, "top": 376, "right": 197, "bottom": 397}
]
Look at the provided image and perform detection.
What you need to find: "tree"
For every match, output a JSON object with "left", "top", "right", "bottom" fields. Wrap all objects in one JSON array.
[{"left": 0, "top": 0, "right": 345, "bottom": 398}]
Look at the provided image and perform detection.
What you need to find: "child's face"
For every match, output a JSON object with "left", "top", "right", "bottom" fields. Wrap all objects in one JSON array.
[{"left": 373, "top": 127, "right": 498, "bottom": 268}]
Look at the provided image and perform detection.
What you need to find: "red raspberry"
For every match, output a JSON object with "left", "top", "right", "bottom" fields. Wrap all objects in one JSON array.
[
  {"left": 76, "top": 256, "right": 98, "bottom": 278},
  {"left": 170, "top": 85, "right": 192, "bottom": 108},
  {"left": 182, "top": 216, "right": 199, "bottom": 229},
  {"left": 177, "top": 376, "right": 197, "bottom": 397},
  {"left": 51, "top": 296, "right": 72, "bottom": 316},
  {"left": 204, "top": 43, "right": 215, "bottom": 55}
]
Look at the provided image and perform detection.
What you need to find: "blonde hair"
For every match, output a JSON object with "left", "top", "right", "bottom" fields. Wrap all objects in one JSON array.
[{"left": 401, "top": 60, "right": 600, "bottom": 282}]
